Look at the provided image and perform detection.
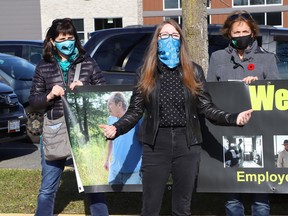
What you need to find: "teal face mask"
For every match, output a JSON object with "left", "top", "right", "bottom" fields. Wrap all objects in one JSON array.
[
  {"left": 157, "top": 36, "right": 180, "bottom": 68},
  {"left": 54, "top": 39, "right": 76, "bottom": 56}
]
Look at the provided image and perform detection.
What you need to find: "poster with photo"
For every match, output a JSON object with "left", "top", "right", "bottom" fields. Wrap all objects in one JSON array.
[
  {"left": 63, "top": 80, "right": 288, "bottom": 194},
  {"left": 63, "top": 85, "right": 142, "bottom": 193},
  {"left": 197, "top": 80, "right": 288, "bottom": 194}
]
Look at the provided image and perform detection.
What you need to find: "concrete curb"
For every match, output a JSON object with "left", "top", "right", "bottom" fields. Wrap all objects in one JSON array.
[
  {"left": 0, "top": 215, "right": 140, "bottom": 216},
  {"left": 0, "top": 215, "right": 141, "bottom": 216},
  {"left": 0, "top": 213, "right": 141, "bottom": 216}
]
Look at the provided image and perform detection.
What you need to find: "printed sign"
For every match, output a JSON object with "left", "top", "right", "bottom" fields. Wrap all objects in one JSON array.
[{"left": 63, "top": 80, "right": 288, "bottom": 193}]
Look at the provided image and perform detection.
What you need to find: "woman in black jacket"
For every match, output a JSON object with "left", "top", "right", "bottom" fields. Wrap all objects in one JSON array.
[
  {"left": 29, "top": 18, "right": 108, "bottom": 216},
  {"left": 100, "top": 19, "right": 252, "bottom": 216}
]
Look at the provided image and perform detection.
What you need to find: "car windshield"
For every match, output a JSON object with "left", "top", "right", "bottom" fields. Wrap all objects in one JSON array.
[
  {"left": 93, "top": 32, "right": 152, "bottom": 72},
  {"left": 0, "top": 56, "right": 35, "bottom": 81}
]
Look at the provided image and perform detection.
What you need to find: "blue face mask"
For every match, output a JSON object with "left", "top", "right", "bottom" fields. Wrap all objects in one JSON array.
[
  {"left": 157, "top": 36, "right": 180, "bottom": 68},
  {"left": 54, "top": 39, "right": 76, "bottom": 56}
]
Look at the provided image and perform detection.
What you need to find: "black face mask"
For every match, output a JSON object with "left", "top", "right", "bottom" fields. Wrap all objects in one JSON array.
[{"left": 231, "top": 34, "right": 253, "bottom": 50}]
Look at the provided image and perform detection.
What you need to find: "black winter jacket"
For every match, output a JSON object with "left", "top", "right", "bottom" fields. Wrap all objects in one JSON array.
[
  {"left": 29, "top": 53, "right": 105, "bottom": 119},
  {"left": 113, "top": 62, "right": 239, "bottom": 147}
]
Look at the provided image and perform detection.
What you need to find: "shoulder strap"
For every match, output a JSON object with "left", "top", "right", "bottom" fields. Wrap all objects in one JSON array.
[{"left": 73, "top": 63, "right": 81, "bottom": 82}]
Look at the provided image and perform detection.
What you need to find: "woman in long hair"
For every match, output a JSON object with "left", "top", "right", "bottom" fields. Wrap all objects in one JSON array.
[{"left": 100, "top": 19, "right": 252, "bottom": 216}]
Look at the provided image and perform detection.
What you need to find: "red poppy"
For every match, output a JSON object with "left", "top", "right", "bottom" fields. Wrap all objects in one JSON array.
[{"left": 247, "top": 63, "right": 255, "bottom": 71}]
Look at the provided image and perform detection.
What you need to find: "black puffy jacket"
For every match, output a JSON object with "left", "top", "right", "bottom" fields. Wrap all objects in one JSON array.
[
  {"left": 113, "top": 62, "right": 238, "bottom": 147},
  {"left": 29, "top": 53, "right": 105, "bottom": 119}
]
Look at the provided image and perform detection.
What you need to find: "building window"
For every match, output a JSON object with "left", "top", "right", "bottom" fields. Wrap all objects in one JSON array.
[
  {"left": 251, "top": 12, "right": 282, "bottom": 26},
  {"left": 164, "top": 0, "right": 181, "bottom": 9},
  {"left": 233, "top": 0, "right": 281, "bottom": 6},
  {"left": 71, "top": 19, "right": 84, "bottom": 44},
  {"left": 267, "top": 12, "right": 282, "bottom": 25},
  {"left": 94, "top": 18, "right": 122, "bottom": 31}
]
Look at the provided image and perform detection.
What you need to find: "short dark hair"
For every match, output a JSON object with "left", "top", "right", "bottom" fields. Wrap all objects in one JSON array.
[{"left": 221, "top": 10, "right": 259, "bottom": 39}]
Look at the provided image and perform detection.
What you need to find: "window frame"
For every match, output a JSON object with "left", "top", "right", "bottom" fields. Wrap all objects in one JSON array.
[
  {"left": 232, "top": 0, "right": 282, "bottom": 6},
  {"left": 163, "top": 0, "right": 181, "bottom": 10}
]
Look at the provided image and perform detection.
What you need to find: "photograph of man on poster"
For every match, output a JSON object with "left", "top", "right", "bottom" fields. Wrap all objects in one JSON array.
[
  {"left": 104, "top": 92, "right": 142, "bottom": 185},
  {"left": 274, "top": 136, "right": 288, "bottom": 168}
]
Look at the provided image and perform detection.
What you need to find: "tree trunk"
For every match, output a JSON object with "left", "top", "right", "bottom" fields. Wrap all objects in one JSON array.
[{"left": 182, "top": 0, "right": 209, "bottom": 75}]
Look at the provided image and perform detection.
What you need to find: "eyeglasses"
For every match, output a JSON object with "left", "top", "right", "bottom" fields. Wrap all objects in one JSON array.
[
  {"left": 229, "top": 13, "right": 252, "bottom": 21},
  {"left": 159, "top": 32, "right": 180, "bottom": 40}
]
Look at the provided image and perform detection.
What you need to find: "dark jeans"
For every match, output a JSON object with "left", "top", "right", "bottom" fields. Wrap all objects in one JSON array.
[
  {"left": 225, "top": 193, "right": 270, "bottom": 216},
  {"left": 35, "top": 139, "right": 109, "bottom": 216},
  {"left": 141, "top": 127, "right": 201, "bottom": 216}
]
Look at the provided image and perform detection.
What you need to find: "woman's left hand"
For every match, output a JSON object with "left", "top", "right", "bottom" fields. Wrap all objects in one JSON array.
[
  {"left": 242, "top": 76, "right": 258, "bottom": 84},
  {"left": 70, "top": 80, "right": 83, "bottom": 90},
  {"left": 236, "top": 109, "right": 253, "bottom": 125}
]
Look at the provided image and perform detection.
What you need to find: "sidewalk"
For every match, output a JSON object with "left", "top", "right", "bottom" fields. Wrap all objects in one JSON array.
[
  {"left": 0, "top": 214, "right": 140, "bottom": 216},
  {"left": 0, "top": 215, "right": 284, "bottom": 216}
]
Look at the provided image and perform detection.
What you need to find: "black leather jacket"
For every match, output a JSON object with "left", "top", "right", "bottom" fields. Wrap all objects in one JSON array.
[
  {"left": 113, "top": 62, "right": 238, "bottom": 146},
  {"left": 29, "top": 53, "right": 105, "bottom": 119}
]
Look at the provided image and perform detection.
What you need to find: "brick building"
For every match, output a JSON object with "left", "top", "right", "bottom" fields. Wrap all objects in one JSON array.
[
  {"left": 0, "top": 0, "right": 143, "bottom": 42},
  {"left": 143, "top": 0, "right": 288, "bottom": 28},
  {"left": 1, "top": 0, "right": 288, "bottom": 41}
]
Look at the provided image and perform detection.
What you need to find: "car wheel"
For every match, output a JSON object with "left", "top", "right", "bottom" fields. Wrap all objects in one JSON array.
[{"left": 25, "top": 106, "right": 44, "bottom": 144}]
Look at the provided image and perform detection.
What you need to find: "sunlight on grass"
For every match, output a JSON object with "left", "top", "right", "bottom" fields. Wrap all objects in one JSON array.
[{"left": 73, "top": 136, "right": 108, "bottom": 185}]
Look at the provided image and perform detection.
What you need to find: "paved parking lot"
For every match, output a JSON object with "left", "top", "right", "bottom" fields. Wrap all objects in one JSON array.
[{"left": 0, "top": 139, "right": 41, "bottom": 169}]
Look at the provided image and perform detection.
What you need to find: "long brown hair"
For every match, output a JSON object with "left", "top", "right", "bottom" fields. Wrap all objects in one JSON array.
[{"left": 137, "top": 19, "right": 201, "bottom": 99}]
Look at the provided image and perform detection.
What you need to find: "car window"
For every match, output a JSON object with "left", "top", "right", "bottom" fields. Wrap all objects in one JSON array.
[
  {"left": 0, "top": 57, "right": 35, "bottom": 81},
  {"left": 267, "top": 34, "right": 288, "bottom": 78},
  {"left": 0, "top": 45, "right": 22, "bottom": 58},
  {"left": 208, "top": 35, "right": 229, "bottom": 57},
  {"left": 29, "top": 46, "right": 43, "bottom": 65},
  {"left": 93, "top": 33, "right": 152, "bottom": 72}
]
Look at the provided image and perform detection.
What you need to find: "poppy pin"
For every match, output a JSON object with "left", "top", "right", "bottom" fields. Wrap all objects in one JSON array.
[{"left": 247, "top": 63, "right": 255, "bottom": 71}]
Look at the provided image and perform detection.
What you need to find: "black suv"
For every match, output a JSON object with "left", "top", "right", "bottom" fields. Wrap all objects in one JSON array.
[
  {"left": 84, "top": 24, "right": 288, "bottom": 83},
  {"left": 0, "top": 82, "right": 27, "bottom": 142}
]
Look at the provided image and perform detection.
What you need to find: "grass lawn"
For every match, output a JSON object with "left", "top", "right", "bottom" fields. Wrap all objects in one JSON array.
[{"left": 1, "top": 169, "right": 288, "bottom": 215}]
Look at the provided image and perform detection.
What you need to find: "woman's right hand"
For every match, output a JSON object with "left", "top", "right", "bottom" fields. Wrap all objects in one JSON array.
[
  {"left": 47, "top": 85, "right": 65, "bottom": 101},
  {"left": 242, "top": 76, "right": 258, "bottom": 84},
  {"left": 99, "top": 124, "right": 117, "bottom": 139}
]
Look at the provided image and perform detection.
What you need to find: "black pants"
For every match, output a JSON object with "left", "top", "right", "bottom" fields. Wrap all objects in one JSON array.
[{"left": 141, "top": 127, "right": 201, "bottom": 216}]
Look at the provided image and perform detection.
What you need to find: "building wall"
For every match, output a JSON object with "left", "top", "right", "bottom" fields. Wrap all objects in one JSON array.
[
  {"left": 284, "top": 0, "right": 288, "bottom": 27},
  {"left": 40, "top": 0, "right": 143, "bottom": 42},
  {"left": 143, "top": 0, "right": 288, "bottom": 28},
  {"left": 0, "top": 0, "right": 42, "bottom": 40},
  {"left": 143, "top": 0, "right": 162, "bottom": 24},
  {"left": 143, "top": 0, "right": 162, "bottom": 10},
  {"left": 210, "top": 0, "right": 288, "bottom": 26},
  {"left": 210, "top": 0, "right": 231, "bottom": 24}
]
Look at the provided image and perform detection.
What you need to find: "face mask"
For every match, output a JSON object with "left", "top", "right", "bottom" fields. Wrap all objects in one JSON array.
[
  {"left": 54, "top": 39, "right": 76, "bottom": 56},
  {"left": 157, "top": 36, "right": 180, "bottom": 68},
  {"left": 231, "top": 34, "right": 253, "bottom": 50}
]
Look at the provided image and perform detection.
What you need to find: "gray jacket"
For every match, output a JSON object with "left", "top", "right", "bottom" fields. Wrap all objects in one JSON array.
[{"left": 207, "top": 40, "right": 279, "bottom": 81}]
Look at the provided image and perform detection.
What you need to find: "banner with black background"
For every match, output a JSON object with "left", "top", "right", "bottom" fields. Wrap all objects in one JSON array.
[{"left": 63, "top": 80, "right": 288, "bottom": 194}]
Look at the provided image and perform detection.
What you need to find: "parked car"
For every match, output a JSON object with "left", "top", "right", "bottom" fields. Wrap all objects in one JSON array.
[
  {"left": 0, "top": 81, "right": 27, "bottom": 142},
  {"left": 0, "top": 53, "right": 43, "bottom": 143},
  {"left": 84, "top": 24, "right": 288, "bottom": 83},
  {"left": 0, "top": 40, "right": 43, "bottom": 65}
]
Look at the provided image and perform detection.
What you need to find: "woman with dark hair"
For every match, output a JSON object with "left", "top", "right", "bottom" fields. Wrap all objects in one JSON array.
[
  {"left": 100, "top": 19, "right": 252, "bottom": 216},
  {"left": 207, "top": 10, "right": 279, "bottom": 216},
  {"left": 207, "top": 10, "right": 279, "bottom": 84},
  {"left": 29, "top": 18, "right": 108, "bottom": 216}
]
